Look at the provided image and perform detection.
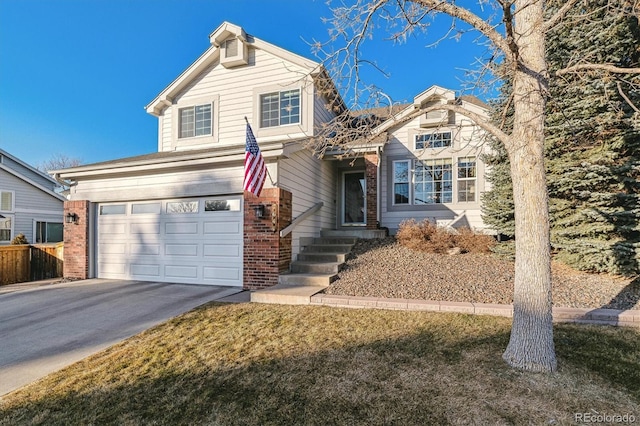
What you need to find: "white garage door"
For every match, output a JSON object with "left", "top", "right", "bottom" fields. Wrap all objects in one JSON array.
[{"left": 97, "top": 196, "right": 243, "bottom": 286}]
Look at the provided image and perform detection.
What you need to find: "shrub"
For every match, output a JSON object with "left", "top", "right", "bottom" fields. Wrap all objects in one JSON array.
[
  {"left": 396, "top": 219, "right": 495, "bottom": 254},
  {"left": 11, "top": 233, "right": 29, "bottom": 245}
]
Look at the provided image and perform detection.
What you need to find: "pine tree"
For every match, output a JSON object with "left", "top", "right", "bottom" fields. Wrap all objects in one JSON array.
[{"left": 482, "top": 1, "right": 640, "bottom": 275}]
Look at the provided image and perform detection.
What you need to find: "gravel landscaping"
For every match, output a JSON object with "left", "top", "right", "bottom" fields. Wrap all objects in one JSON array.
[{"left": 324, "top": 238, "right": 640, "bottom": 310}]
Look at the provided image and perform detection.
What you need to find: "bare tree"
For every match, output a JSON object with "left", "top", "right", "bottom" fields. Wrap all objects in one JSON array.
[
  {"left": 314, "top": 0, "right": 639, "bottom": 372},
  {"left": 37, "top": 153, "right": 83, "bottom": 193}
]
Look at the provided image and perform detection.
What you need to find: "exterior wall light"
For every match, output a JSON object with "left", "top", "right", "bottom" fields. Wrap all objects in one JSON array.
[
  {"left": 65, "top": 212, "right": 79, "bottom": 224},
  {"left": 253, "top": 204, "right": 266, "bottom": 219}
]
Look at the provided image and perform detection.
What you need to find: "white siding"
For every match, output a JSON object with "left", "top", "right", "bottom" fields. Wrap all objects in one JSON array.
[
  {"left": 157, "top": 48, "right": 316, "bottom": 152},
  {"left": 380, "top": 112, "right": 490, "bottom": 233},
  {"left": 278, "top": 147, "right": 336, "bottom": 257},
  {"left": 0, "top": 170, "right": 63, "bottom": 243}
]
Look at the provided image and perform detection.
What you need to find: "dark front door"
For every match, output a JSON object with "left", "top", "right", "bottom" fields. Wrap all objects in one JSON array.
[{"left": 342, "top": 171, "right": 366, "bottom": 226}]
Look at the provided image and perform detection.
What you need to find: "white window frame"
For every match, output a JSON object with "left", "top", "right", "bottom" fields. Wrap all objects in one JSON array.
[
  {"left": 415, "top": 132, "right": 452, "bottom": 150},
  {"left": 0, "top": 214, "right": 13, "bottom": 244},
  {"left": 457, "top": 156, "right": 477, "bottom": 203},
  {"left": 0, "top": 190, "right": 15, "bottom": 213},
  {"left": 259, "top": 88, "right": 301, "bottom": 128},
  {"left": 413, "top": 158, "right": 453, "bottom": 204},
  {"left": 179, "top": 103, "right": 213, "bottom": 139},
  {"left": 392, "top": 160, "right": 411, "bottom": 206},
  {"left": 171, "top": 95, "right": 219, "bottom": 149}
]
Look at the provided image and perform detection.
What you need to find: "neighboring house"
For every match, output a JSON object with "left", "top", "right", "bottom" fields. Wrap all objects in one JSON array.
[
  {"left": 0, "top": 149, "right": 65, "bottom": 245},
  {"left": 55, "top": 22, "right": 490, "bottom": 289}
]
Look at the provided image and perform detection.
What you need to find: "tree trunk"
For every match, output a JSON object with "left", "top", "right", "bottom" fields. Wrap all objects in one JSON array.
[{"left": 502, "top": 0, "right": 557, "bottom": 372}]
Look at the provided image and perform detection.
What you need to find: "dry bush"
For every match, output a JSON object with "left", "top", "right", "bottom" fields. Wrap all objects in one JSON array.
[{"left": 397, "top": 219, "right": 495, "bottom": 254}]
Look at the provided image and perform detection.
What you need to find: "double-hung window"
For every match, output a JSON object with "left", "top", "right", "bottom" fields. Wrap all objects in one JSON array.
[
  {"left": 179, "top": 103, "right": 212, "bottom": 139},
  {"left": 415, "top": 132, "right": 452, "bottom": 149},
  {"left": 260, "top": 89, "right": 300, "bottom": 128},
  {"left": 457, "top": 157, "right": 477, "bottom": 202},
  {"left": 0, "top": 190, "right": 14, "bottom": 242},
  {"left": 393, "top": 161, "right": 410, "bottom": 205}
]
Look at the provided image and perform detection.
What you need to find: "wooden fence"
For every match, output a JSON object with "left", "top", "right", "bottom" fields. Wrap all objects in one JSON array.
[{"left": 0, "top": 243, "right": 64, "bottom": 285}]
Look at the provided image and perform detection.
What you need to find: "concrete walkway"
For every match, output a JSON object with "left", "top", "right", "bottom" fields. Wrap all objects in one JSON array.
[{"left": 0, "top": 279, "right": 242, "bottom": 397}]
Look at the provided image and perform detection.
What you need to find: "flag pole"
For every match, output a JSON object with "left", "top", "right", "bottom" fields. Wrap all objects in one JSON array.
[{"left": 244, "top": 116, "right": 276, "bottom": 187}]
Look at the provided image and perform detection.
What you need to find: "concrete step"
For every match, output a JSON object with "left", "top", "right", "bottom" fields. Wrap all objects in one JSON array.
[
  {"left": 313, "top": 237, "right": 358, "bottom": 245},
  {"left": 321, "top": 229, "right": 387, "bottom": 239},
  {"left": 302, "top": 243, "right": 354, "bottom": 253},
  {"left": 251, "top": 283, "right": 327, "bottom": 305},
  {"left": 297, "top": 252, "right": 347, "bottom": 263},
  {"left": 290, "top": 261, "right": 342, "bottom": 274},
  {"left": 278, "top": 272, "right": 336, "bottom": 287}
]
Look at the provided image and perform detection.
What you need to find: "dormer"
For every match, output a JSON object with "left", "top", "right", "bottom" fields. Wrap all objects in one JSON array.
[
  {"left": 210, "top": 22, "right": 249, "bottom": 68},
  {"left": 413, "top": 85, "right": 455, "bottom": 128}
]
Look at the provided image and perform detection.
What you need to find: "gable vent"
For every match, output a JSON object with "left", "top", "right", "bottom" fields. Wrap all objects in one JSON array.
[{"left": 220, "top": 37, "right": 248, "bottom": 68}]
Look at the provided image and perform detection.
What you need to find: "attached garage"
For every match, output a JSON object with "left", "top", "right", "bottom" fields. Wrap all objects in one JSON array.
[{"left": 97, "top": 195, "right": 243, "bottom": 286}]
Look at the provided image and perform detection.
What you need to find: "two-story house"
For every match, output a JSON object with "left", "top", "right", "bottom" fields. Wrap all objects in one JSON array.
[
  {"left": 55, "top": 22, "right": 490, "bottom": 289},
  {"left": 0, "top": 149, "right": 65, "bottom": 244}
]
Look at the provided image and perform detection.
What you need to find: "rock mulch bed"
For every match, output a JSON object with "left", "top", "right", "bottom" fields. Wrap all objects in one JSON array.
[{"left": 323, "top": 238, "right": 640, "bottom": 310}]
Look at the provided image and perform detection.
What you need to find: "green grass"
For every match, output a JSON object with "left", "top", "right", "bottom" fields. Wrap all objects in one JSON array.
[{"left": 1, "top": 303, "right": 638, "bottom": 425}]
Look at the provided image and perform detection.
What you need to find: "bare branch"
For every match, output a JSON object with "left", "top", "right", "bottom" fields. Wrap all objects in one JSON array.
[
  {"left": 543, "top": 0, "right": 581, "bottom": 32},
  {"left": 422, "top": 103, "right": 510, "bottom": 146},
  {"left": 413, "top": 0, "right": 513, "bottom": 62},
  {"left": 617, "top": 81, "right": 640, "bottom": 113},
  {"left": 557, "top": 63, "right": 640, "bottom": 76}
]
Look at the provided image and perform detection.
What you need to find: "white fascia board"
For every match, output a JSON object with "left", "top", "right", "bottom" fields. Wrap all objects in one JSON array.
[
  {"left": 56, "top": 144, "right": 284, "bottom": 180},
  {"left": 0, "top": 164, "right": 66, "bottom": 202},
  {"left": 145, "top": 45, "right": 220, "bottom": 116},
  {"left": 0, "top": 148, "right": 59, "bottom": 186}
]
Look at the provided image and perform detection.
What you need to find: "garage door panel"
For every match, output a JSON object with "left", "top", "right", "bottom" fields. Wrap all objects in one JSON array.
[
  {"left": 131, "top": 243, "right": 161, "bottom": 256},
  {"left": 203, "top": 221, "right": 241, "bottom": 234},
  {"left": 165, "top": 265, "right": 199, "bottom": 279},
  {"left": 203, "top": 244, "right": 241, "bottom": 257},
  {"left": 131, "top": 264, "right": 161, "bottom": 277},
  {"left": 204, "top": 266, "right": 240, "bottom": 281},
  {"left": 166, "top": 222, "right": 198, "bottom": 234},
  {"left": 98, "top": 196, "right": 243, "bottom": 286},
  {"left": 165, "top": 244, "right": 198, "bottom": 256},
  {"left": 131, "top": 222, "right": 161, "bottom": 235}
]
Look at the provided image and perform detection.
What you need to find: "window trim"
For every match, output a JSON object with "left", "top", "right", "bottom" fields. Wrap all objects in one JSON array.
[
  {"left": 259, "top": 88, "right": 301, "bottom": 129},
  {"left": 456, "top": 156, "right": 477, "bottom": 203},
  {"left": 0, "top": 190, "right": 15, "bottom": 212},
  {"left": 388, "top": 155, "right": 481, "bottom": 212},
  {"left": 392, "top": 160, "right": 411, "bottom": 206},
  {"left": 34, "top": 220, "right": 64, "bottom": 243},
  {"left": 252, "top": 82, "right": 312, "bottom": 139},
  {"left": 178, "top": 103, "right": 212, "bottom": 139},
  {"left": 0, "top": 214, "right": 13, "bottom": 244},
  {"left": 415, "top": 131, "right": 453, "bottom": 150},
  {"left": 171, "top": 95, "right": 219, "bottom": 149}
]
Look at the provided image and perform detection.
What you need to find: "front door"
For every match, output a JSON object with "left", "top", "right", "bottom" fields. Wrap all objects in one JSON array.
[{"left": 342, "top": 171, "right": 366, "bottom": 226}]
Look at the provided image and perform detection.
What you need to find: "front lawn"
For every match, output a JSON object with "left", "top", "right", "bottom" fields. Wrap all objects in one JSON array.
[{"left": 1, "top": 303, "right": 638, "bottom": 425}]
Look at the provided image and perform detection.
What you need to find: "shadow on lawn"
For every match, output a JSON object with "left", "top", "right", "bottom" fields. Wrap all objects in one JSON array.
[{"left": 1, "top": 310, "right": 638, "bottom": 425}]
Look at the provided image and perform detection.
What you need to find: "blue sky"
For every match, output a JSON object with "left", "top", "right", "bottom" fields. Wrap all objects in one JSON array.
[{"left": 0, "top": 0, "right": 490, "bottom": 168}]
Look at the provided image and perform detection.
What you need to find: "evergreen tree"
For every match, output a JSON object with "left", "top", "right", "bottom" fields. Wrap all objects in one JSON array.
[{"left": 482, "top": 1, "right": 640, "bottom": 275}]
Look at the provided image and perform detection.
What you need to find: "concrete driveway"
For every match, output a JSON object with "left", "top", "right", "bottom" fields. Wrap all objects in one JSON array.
[{"left": 0, "top": 279, "right": 242, "bottom": 396}]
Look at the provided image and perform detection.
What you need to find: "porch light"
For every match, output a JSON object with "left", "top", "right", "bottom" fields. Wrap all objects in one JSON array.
[
  {"left": 253, "top": 204, "right": 266, "bottom": 219},
  {"left": 65, "top": 212, "right": 79, "bottom": 224}
]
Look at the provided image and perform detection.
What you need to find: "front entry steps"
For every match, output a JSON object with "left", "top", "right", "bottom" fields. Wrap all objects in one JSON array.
[{"left": 251, "top": 234, "right": 359, "bottom": 305}]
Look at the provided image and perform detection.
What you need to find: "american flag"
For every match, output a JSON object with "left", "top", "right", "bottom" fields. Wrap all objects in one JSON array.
[{"left": 243, "top": 123, "right": 267, "bottom": 197}]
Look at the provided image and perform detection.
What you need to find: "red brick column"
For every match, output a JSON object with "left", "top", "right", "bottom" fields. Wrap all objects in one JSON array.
[
  {"left": 63, "top": 200, "right": 90, "bottom": 280},
  {"left": 243, "top": 188, "right": 292, "bottom": 290},
  {"left": 364, "top": 153, "right": 378, "bottom": 229}
]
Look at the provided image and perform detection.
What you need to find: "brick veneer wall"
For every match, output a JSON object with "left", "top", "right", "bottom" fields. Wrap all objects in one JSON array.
[
  {"left": 243, "top": 188, "right": 292, "bottom": 290},
  {"left": 63, "top": 200, "right": 90, "bottom": 280},
  {"left": 364, "top": 153, "right": 378, "bottom": 229}
]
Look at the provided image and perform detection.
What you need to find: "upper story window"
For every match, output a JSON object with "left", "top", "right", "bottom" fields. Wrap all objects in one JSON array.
[
  {"left": 260, "top": 89, "right": 300, "bottom": 128},
  {"left": 415, "top": 132, "right": 452, "bottom": 150},
  {"left": 0, "top": 191, "right": 14, "bottom": 212},
  {"left": 179, "top": 103, "right": 212, "bottom": 139}
]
